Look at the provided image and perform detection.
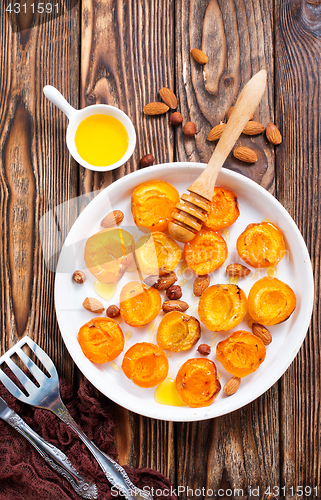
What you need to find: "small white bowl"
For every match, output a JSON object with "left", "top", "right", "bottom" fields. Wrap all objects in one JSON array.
[{"left": 43, "top": 85, "right": 136, "bottom": 172}]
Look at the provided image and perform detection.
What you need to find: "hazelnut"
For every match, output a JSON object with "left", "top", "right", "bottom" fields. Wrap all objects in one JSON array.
[
  {"left": 170, "top": 112, "right": 183, "bottom": 126},
  {"left": 140, "top": 154, "right": 155, "bottom": 168},
  {"left": 72, "top": 270, "right": 86, "bottom": 284},
  {"left": 106, "top": 305, "right": 120, "bottom": 318},
  {"left": 182, "top": 121, "right": 197, "bottom": 137},
  {"left": 197, "top": 344, "right": 211, "bottom": 356},
  {"left": 166, "top": 285, "right": 182, "bottom": 300}
]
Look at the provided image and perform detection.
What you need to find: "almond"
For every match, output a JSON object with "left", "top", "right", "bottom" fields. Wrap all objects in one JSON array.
[
  {"left": 143, "top": 102, "right": 169, "bottom": 115},
  {"left": 233, "top": 146, "right": 258, "bottom": 164},
  {"left": 193, "top": 275, "right": 210, "bottom": 297},
  {"left": 191, "top": 48, "right": 209, "bottom": 65},
  {"left": 252, "top": 323, "right": 272, "bottom": 345},
  {"left": 242, "top": 121, "right": 265, "bottom": 135},
  {"left": 159, "top": 87, "right": 177, "bottom": 109},
  {"left": 162, "top": 300, "right": 189, "bottom": 313},
  {"left": 83, "top": 297, "right": 104, "bottom": 314},
  {"left": 207, "top": 123, "right": 226, "bottom": 141},
  {"left": 266, "top": 122, "right": 282, "bottom": 145},
  {"left": 100, "top": 210, "right": 124, "bottom": 228},
  {"left": 224, "top": 376, "right": 241, "bottom": 396},
  {"left": 227, "top": 106, "right": 254, "bottom": 121},
  {"left": 226, "top": 264, "right": 251, "bottom": 278},
  {"left": 144, "top": 271, "right": 177, "bottom": 290}
]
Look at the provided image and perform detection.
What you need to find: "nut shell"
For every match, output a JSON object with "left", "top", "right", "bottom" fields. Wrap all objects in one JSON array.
[
  {"left": 143, "top": 102, "right": 169, "bottom": 115},
  {"left": 233, "top": 146, "right": 258, "bottom": 163},
  {"left": 83, "top": 297, "right": 105, "bottom": 314},
  {"left": 223, "top": 377, "right": 241, "bottom": 396},
  {"left": 170, "top": 112, "right": 183, "bottom": 125},
  {"left": 162, "top": 300, "right": 189, "bottom": 313},
  {"left": 191, "top": 48, "right": 209, "bottom": 65},
  {"left": 251, "top": 323, "right": 272, "bottom": 345},
  {"left": 226, "top": 264, "right": 251, "bottom": 278},
  {"left": 197, "top": 344, "right": 211, "bottom": 356},
  {"left": 106, "top": 305, "right": 120, "bottom": 318},
  {"left": 266, "top": 122, "right": 282, "bottom": 145},
  {"left": 72, "top": 270, "right": 86, "bottom": 284},
  {"left": 242, "top": 121, "right": 265, "bottom": 135},
  {"left": 207, "top": 124, "right": 226, "bottom": 141},
  {"left": 193, "top": 275, "right": 210, "bottom": 297},
  {"left": 159, "top": 87, "right": 177, "bottom": 109},
  {"left": 100, "top": 210, "right": 124, "bottom": 229},
  {"left": 166, "top": 285, "right": 182, "bottom": 300},
  {"left": 140, "top": 154, "right": 155, "bottom": 168},
  {"left": 183, "top": 122, "right": 197, "bottom": 137}
]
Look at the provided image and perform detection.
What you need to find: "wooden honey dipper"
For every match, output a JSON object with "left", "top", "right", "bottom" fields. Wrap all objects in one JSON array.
[{"left": 168, "top": 69, "right": 267, "bottom": 243}]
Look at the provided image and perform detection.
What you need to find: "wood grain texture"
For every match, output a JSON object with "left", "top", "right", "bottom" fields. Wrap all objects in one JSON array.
[
  {"left": 0, "top": 4, "right": 80, "bottom": 383},
  {"left": 80, "top": 0, "right": 175, "bottom": 196},
  {"left": 275, "top": 0, "right": 321, "bottom": 493},
  {"left": 175, "top": 0, "right": 275, "bottom": 192}
]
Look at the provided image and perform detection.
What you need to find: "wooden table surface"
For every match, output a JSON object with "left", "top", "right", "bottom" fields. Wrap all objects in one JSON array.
[{"left": 1, "top": 1, "right": 320, "bottom": 498}]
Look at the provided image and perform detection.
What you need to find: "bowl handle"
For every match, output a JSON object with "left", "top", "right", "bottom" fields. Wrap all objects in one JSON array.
[{"left": 43, "top": 85, "right": 76, "bottom": 120}]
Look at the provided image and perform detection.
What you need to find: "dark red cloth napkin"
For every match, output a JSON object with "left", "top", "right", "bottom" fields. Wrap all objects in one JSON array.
[{"left": 0, "top": 375, "right": 177, "bottom": 500}]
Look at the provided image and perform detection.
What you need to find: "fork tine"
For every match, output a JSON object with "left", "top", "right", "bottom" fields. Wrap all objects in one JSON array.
[
  {"left": 0, "top": 368, "right": 30, "bottom": 403},
  {"left": 15, "top": 347, "right": 49, "bottom": 386},
  {"left": 2, "top": 357, "right": 38, "bottom": 396},
  {"left": 24, "top": 337, "right": 58, "bottom": 379}
]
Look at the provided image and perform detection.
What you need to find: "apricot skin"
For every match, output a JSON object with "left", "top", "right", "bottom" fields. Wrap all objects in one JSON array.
[
  {"left": 236, "top": 222, "right": 285, "bottom": 268},
  {"left": 131, "top": 180, "right": 180, "bottom": 232},
  {"left": 184, "top": 228, "right": 228, "bottom": 275},
  {"left": 120, "top": 281, "right": 161, "bottom": 327},
  {"left": 78, "top": 317, "right": 124, "bottom": 364},
  {"left": 204, "top": 187, "right": 240, "bottom": 231},
  {"left": 176, "top": 358, "right": 221, "bottom": 407},
  {"left": 198, "top": 284, "right": 247, "bottom": 331},
  {"left": 121, "top": 342, "right": 169, "bottom": 388},
  {"left": 156, "top": 311, "right": 201, "bottom": 352},
  {"left": 216, "top": 330, "right": 266, "bottom": 377},
  {"left": 248, "top": 277, "right": 296, "bottom": 326}
]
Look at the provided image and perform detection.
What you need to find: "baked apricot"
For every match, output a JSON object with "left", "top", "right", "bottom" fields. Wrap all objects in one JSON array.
[
  {"left": 176, "top": 358, "right": 221, "bottom": 407},
  {"left": 78, "top": 317, "right": 124, "bottom": 364},
  {"left": 156, "top": 311, "right": 201, "bottom": 352},
  {"left": 236, "top": 222, "right": 285, "bottom": 268},
  {"left": 119, "top": 281, "right": 161, "bottom": 327},
  {"left": 204, "top": 187, "right": 240, "bottom": 230},
  {"left": 198, "top": 284, "right": 247, "bottom": 331},
  {"left": 184, "top": 228, "right": 228, "bottom": 275},
  {"left": 121, "top": 342, "right": 169, "bottom": 388},
  {"left": 216, "top": 330, "right": 266, "bottom": 377},
  {"left": 248, "top": 277, "right": 296, "bottom": 326},
  {"left": 84, "top": 228, "right": 135, "bottom": 283},
  {"left": 131, "top": 180, "right": 180, "bottom": 232},
  {"left": 135, "top": 232, "right": 181, "bottom": 275}
]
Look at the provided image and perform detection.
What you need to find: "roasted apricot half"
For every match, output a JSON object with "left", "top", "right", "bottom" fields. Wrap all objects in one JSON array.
[
  {"left": 236, "top": 222, "right": 285, "bottom": 268},
  {"left": 176, "top": 358, "right": 221, "bottom": 407},
  {"left": 135, "top": 232, "right": 181, "bottom": 275},
  {"left": 248, "top": 277, "right": 296, "bottom": 326},
  {"left": 216, "top": 330, "right": 266, "bottom": 377},
  {"left": 204, "top": 187, "right": 240, "bottom": 231},
  {"left": 84, "top": 228, "right": 135, "bottom": 283},
  {"left": 121, "top": 342, "right": 169, "bottom": 388},
  {"left": 156, "top": 311, "right": 201, "bottom": 352},
  {"left": 119, "top": 281, "right": 161, "bottom": 327},
  {"left": 78, "top": 317, "right": 124, "bottom": 364},
  {"left": 184, "top": 228, "right": 228, "bottom": 275},
  {"left": 131, "top": 180, "right": 180, "bottom": 232},
  {"left": 198, "top": 284, "right": 247, "bottom": 331}
]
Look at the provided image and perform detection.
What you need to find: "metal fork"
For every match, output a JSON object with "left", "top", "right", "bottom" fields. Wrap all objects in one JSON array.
[{"left": 0, "top": 336, "right": 152, "bottom": 500}]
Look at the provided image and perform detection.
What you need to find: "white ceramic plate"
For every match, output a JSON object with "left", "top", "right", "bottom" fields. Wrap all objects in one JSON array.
[{"left": 55, "top": 163, "right": 314, "bottom": 422}]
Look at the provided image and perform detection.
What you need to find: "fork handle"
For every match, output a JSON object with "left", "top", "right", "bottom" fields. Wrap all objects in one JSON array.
[
  {"left": 4, "top": 409, "right": 97, "bottom": 499},
  {"left": 53, "top": 402, "right": 152, "bottom": 500}
]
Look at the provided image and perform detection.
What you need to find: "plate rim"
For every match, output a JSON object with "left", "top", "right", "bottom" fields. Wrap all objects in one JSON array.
[{"left": 55, "top": 162, "right": 314, "bottom": 421}]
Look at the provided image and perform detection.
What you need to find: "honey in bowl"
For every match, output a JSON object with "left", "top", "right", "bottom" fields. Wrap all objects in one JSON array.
[{"left": 75, "top": 114, "right": 129, "bottom": 167}]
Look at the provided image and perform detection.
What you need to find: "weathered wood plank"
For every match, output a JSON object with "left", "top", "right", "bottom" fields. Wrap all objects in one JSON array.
[
  {"left": 174, "top": 2, "right": 279, "bottom": 498},
  {"left": 275, "top": 0, "right": 321, "bottom": 495},
  {"left": 175, "top": 0, "right": 275, "bottom": 191},
  {"left": 0, "top": 5, "right": 80, "bottom": 383},
  {"left": 81, "top": 0, "right": 176, "bottom": 481}
]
